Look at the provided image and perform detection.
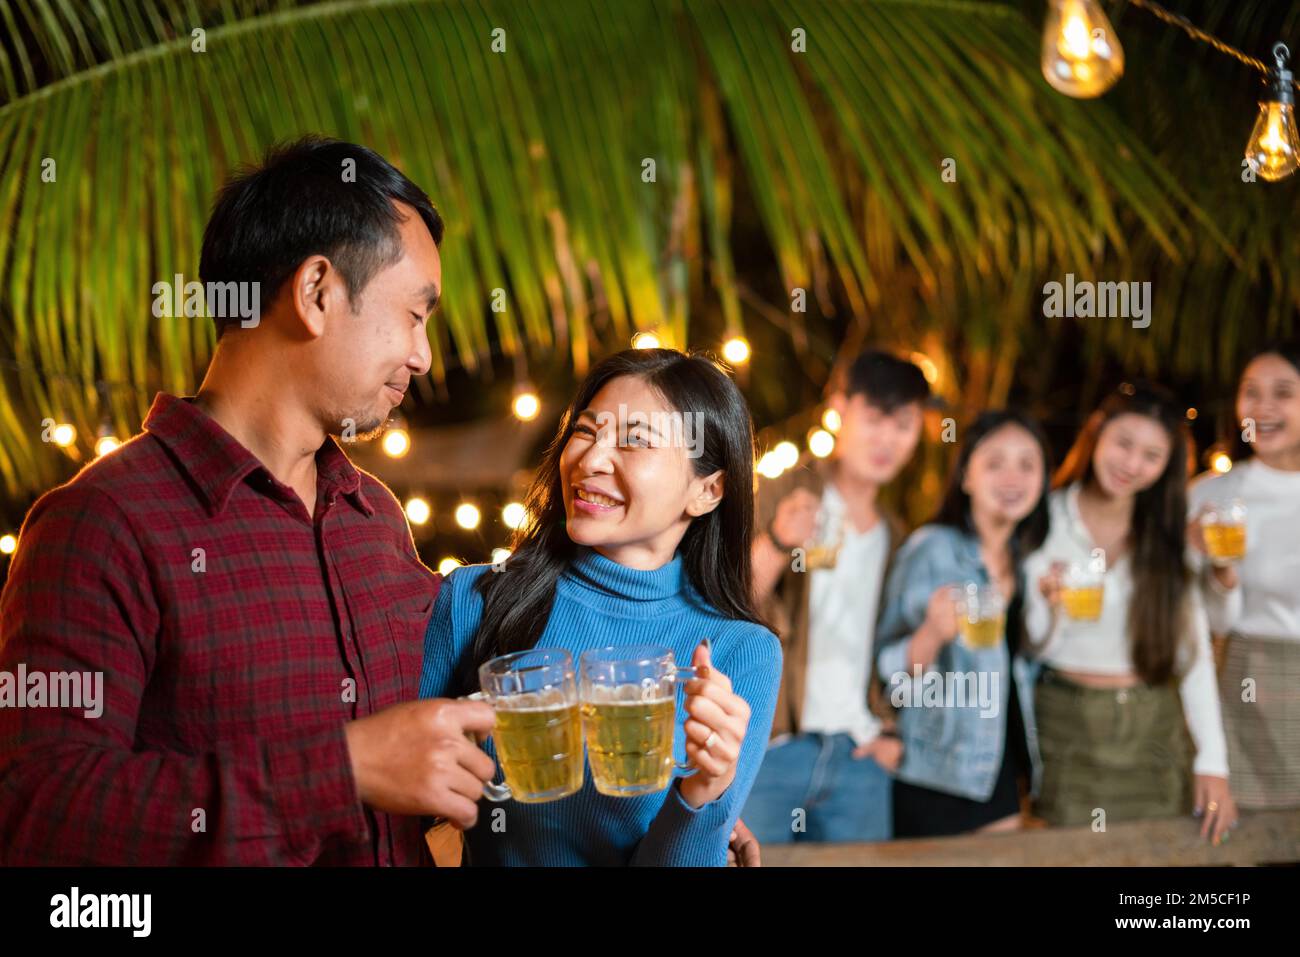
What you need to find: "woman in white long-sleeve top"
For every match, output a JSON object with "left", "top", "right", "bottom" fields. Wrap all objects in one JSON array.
[
  {"left": 1024, "top": 383, "right": 1236, "bottom": 844},
  {"left": 1188, "top": 342, "right": 1300, "bottom": 812}
]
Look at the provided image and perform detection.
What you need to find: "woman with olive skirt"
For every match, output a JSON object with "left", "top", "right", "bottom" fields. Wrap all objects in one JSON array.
[{"left": 1024, "top": 383, "right": 1234, "bottom": 844}]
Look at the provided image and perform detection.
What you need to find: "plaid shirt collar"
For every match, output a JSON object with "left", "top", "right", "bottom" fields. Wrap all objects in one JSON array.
[{"left": 142, "top": 392, "right": 374, "bottom": 518}]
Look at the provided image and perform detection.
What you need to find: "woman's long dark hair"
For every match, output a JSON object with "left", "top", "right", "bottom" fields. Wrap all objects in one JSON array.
[
  {"left": 456, "top": 348, "right": 763, "bottom": 692},
  {"left": 1230, "top": 339, "right": 1300, "bottom": 461},
  {"left": 930, "top": 410, "right": 1050, "bottom": 659},
  {"left": 932, "top": 409, "right": 1052, "bottom": 559},
  {"left": 1055, "top": 383, "right": 1191, "bottom": 686}
]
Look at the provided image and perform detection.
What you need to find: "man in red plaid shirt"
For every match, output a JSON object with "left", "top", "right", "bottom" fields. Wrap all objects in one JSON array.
[{"left": 0, "top": 137, "right": 496, "bottom": 865}]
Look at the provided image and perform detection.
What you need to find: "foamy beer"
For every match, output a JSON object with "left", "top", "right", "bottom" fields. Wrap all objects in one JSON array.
[
  {"left": 469, "top": 649, "right": 584, "bottom": 803},
  {"left": 579, "top": 646, "right": 701, "bottom": 796},
  {"left": 953, "top": 582, "right": 1005, "bottom": 650},
  {"left": 804, "top": 506, "right": 844, "bottom": 570},
  {"left": 1201, "top": 499, "right": 1248, "bottom": 564},
  {"left": 804, "top": 541, "right": 842, "bottom": 570},
  {"left": 1061, "top": 550, "right": 1106, "bottom": 621}
]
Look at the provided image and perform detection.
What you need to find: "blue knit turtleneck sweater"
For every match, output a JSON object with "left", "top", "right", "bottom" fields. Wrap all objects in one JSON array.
[{"left": 418, "top": 546, "right": 782, "bottom": 866}]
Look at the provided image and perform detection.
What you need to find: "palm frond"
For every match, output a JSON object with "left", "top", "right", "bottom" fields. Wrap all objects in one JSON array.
[{"left": 0, "top": 0, "right": 1233, "bottom": 502}]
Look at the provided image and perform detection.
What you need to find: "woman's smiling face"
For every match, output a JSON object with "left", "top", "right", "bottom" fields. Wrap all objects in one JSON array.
[
  {"left": 1239, "top": 353, "right": 1300, "bottom": 464},
  {"left": 1090, "top": 412, "right": 1173, "bottom": 499},
  {"left": 559, "top": 374, "right": 723, "bottom": 569},
  {"left": 961, "top": 422, "right": 1045, "bottom": 526}
]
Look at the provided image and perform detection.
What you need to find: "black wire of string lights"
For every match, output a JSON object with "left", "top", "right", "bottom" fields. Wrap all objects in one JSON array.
[
  {"left": 1042, "top": 0, "right": 1298, "bottom": 181},
  {"left": 1123, "top": 0, "right": 1283, "bottom": 78}
]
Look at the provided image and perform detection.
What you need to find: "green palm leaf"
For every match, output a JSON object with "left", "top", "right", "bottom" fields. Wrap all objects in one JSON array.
[{"left": 0, "top": 0, "right": 1228, "bottom": 504}]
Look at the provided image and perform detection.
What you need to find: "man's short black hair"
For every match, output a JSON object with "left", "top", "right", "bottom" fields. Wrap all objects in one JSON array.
[
  {"left": 199, "top": 135, "right": 443, "bottom": 337},
  {"left": 843, "top": 349, "right": 931, "bottom": 412}
]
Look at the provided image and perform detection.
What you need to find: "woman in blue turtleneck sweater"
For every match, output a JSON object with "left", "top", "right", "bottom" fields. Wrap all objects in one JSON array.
[{"left": 419, "top": 349, "right": 782, "bottom": 866}]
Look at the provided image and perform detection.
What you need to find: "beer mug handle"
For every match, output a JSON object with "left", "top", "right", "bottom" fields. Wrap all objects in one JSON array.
[
  {"left": 463, "top": 691, "right": 513, "bottom": 802},
  {"left": 667, "top": 666, "right": 703, "bottom": 777}
]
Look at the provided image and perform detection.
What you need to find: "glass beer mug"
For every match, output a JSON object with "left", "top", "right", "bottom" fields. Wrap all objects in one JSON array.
[
  {"left": 803, "top": 499, "right": 844, "bottom": 571},
  {"left": 953, "top": 582, "right": 1006, "bottom": 650},
  {"left": 1200, "top": 499, "right": 1248, "bottom": 565},
  {"left": 1061, "top": 548, "right": 1106, "bottom": 621},
  {"left": 466, "top": 648, "right": 585, "bottom": 804},
  {"left": 578, "top": 645, "right": 702, "bottom": 797}
]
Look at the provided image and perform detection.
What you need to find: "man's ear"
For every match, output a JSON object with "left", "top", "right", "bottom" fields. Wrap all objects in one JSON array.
[
  {"left": 288, "top": 255, "right": 337, "bottom": 338},
  {"left": 686, "top": 469, "right": 725, "bottom": 518}
]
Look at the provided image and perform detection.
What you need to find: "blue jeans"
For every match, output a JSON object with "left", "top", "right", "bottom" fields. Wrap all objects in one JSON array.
[{"left": 740, "top": 732, "right": 893, "bottom": 844}]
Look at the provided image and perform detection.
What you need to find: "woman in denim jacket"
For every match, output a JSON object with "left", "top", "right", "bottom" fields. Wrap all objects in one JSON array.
[{"left": 875, "top": 410, "right": 1051, "bottom": 836}]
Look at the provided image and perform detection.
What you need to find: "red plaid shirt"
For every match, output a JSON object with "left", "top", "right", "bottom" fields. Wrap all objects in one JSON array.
[{"left": 0, "top": 393, "right": 439, "bottom": 865}]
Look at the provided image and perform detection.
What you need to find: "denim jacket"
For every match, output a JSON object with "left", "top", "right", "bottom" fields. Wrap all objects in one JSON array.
[{"left": 875, "top": 524, "right": 1042, "bottom": 802}]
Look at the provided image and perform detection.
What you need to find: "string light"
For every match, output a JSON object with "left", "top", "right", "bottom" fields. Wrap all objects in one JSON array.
[
  {"left": 404, "top": 496, "right": 431, "bottom": 525},
  {"left": 94, "top": 435, "right": 121, "bottom": 457},
  {"left": 0, "top": 534, "right": 16, "bottom": 555},
  {"left": 722, "top": 336, "right": 751, "bottom": 365},
  {"left": 773, "top": 441, "right": 800, "bottom": 471},
  {"left": 631, "top": 331, "right": 662, "bottom": 350},
  {"left": 455, "top": 502, "right": 481, "bottom": 530},
  {"left": 1212, "top": 452, "right": 1233, "bottom": 473},
  {"left": 1245, "top": 44, "right": 1299, "bottom": 182},
  {"left": 52, "top": 423, "right": 76, "bottom": 448},
  {"left": 808, "top": 428, "right": 836, "bottom": 458},
  {"left": 512, "top": 389, "right": 541, "bottom": 422},
  {"left": 438, "top": 557, "right": 462, "bottom": 576},
  {"left": 756, "top": 450, "right": 785, "bottom": 479},
  {"left": 92, "top": 420, "right": 121, "bottom": 457},
  {"left": 1043, "top": 0, "right": 1299, "bottom": 181},
  {"left": 821, "top": 408, "right": 842, "bottom": 433},
  {"left": 1041, "top": 0, "right": 1124, "bottom": 98},
  {"left": 502, "top": 501, "right": 529, "bottom": 529},
  {"left": 382, "top": 413, "right": 411, "bottom": 458},
  {"left": 491, "top": 547, "right": 512, "bottom": 565}
]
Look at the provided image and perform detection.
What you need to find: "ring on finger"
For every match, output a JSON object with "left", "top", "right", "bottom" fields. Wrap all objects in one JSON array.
[{"left": 704, "top": 731, "right": 719, "bottom": 750}]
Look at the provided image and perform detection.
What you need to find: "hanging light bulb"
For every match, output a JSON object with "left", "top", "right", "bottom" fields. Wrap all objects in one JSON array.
[
  {"left": 512, "top": 389, "right": 541, "bottom": 422},
  {"left": 94, "top": 435, "right": 121, "bottom": 457},
  {"left": 1041, "top": 0, "right": 1124, "bottom": 98},
  {"left": 382, "top": 413, "right": 411, "bottom": 458},
  {"left": 94, "top": 420, "right": 121, "bottom": 458},
  {"left": 502, "top": 501, "right": 529, "bottom": 529},
  {"left": 808, "top": 428, "right": 836, "bottom": 458},
  {"left": 52, "top": 422, "right": 77, "bottom": 448},
  {"left": 404, "top": 496, "right": 432, "bottom": 526},
  {"left": 1245, "top": 43, "right": 1299, "bottom": 183},
  {"left": 722, "top": 336, "right": 751, "bottom": 365},
  {"left": 756, "top": 451, "right": 785, "bottom": 479},
  {"left": 455, "top": 502, "right": 481, "bottom": 530}
]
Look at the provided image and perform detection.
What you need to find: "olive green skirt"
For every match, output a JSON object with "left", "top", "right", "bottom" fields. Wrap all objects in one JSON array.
[{"left": 1034, "top": 669, "right": 1192, "bottom": 827}]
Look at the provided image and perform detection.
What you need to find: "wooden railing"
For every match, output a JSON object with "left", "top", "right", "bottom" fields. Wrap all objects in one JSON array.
[{"left": 761, "top": 809, "right": 1300, "bottom": 866}]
